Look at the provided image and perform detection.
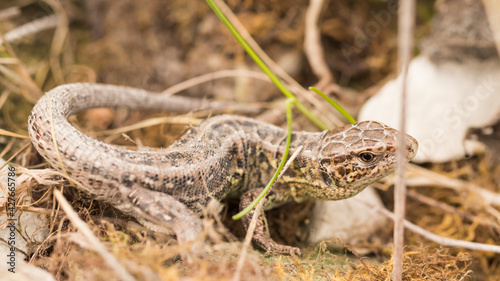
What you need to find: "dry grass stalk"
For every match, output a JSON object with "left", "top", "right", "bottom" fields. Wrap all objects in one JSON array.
[
  {"left": 393, "top": 0, "right": 416, "bottom": 279},
  {"left": 304, "top": 0, "right": 333, "bottom": 90},
  {"left": 53, "top": 189, "right": 137, "bottom": 281}
]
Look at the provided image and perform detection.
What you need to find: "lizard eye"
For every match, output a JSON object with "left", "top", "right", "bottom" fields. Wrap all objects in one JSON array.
[{"left": 358, "top": 152, "right": 376, "bottom": 163}]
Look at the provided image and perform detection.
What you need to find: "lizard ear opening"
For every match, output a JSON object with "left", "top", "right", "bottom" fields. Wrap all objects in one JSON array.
[
  {"left": 319, "top": 158, "right": 347, "bottom": 186},
  {"left": 320, "top": 169, "right": 334, "bottom": 186}
]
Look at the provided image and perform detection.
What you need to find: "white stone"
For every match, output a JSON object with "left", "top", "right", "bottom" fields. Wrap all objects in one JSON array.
[
  {"left": 0, "top": 260, "right": 56, "bottom": 281},
  {"left": 359, "top": 55, "right": 500, "bottom": 163},
  {"left": 0, "top": 159, "right": 49, "bottom": 261},
  {"left": 308, "top": 187, "right": 388, "bottom": 247}
]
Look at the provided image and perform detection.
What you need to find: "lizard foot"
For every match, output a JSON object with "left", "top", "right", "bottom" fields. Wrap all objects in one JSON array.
[
  {"left": 239, "top": 188, "right": 302, "bottom": 256},
  {"left": 125, "top": 186, "right": 207, "bottom": 261},
  {"left": 260, "top": 240, "right": 302, "bottom": 256}
]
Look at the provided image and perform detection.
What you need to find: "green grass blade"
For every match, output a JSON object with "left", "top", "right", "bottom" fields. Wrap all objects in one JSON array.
[
  {"left": 232, "top": 98, "right": 295, "bottom": 220},
  {"left": 205, "top": 0, "right": 328, "bottom": 130},
  {"left": 206, "top": 0, "right": 357, "bottom": 220},
  {"left": 309, "top": 87, "right": 357, "bottom": 124}
]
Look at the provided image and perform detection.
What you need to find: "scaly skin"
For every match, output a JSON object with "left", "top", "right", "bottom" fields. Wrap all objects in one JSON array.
[{"left": 28, "top": 83, "right": 418, "bottom": 255}]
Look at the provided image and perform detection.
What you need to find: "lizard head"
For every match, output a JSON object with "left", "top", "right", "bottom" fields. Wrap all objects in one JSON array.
[{"left": 303, "top": 120, "right": 418, "bottom": 200}]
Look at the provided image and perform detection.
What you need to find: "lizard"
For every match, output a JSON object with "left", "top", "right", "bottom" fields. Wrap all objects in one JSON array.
[{"left": 28, "top": 83, "right": 418, "bottom": 256}]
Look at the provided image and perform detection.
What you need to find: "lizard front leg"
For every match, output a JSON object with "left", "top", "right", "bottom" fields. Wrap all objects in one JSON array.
[{"left": 239, "top": 188, "right": 301, "bottom": 256}]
